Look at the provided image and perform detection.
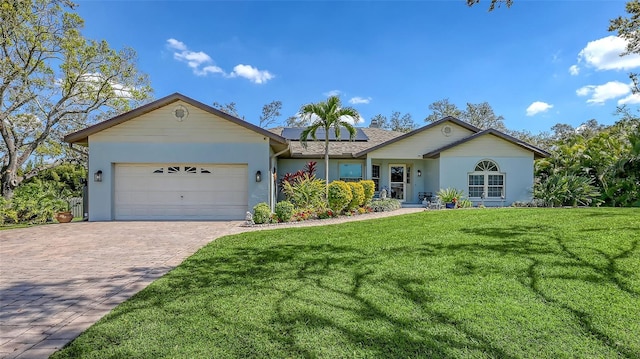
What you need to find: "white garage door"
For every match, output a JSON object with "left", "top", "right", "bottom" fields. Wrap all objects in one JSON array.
[{"left": 114, "top": 164, "right": 248, "bottom": 220}]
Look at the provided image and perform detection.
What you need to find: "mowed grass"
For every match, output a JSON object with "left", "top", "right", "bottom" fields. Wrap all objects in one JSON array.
[{"left": 53, "top": 208, "right": 640, "bottom": 358}]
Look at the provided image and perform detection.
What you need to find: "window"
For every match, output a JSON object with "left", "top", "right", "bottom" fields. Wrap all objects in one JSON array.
[
  {"left": 468, "top": 160, "right": 504, "bottom": 198},
  {"left": 372, "top": 164, "right": 380, "bottom": 191},
  {"left": 168, "top": 166, "right": 180, "bottom": 174},
  {"left": 339, "top": 163, "right": 362, "bottom": 182},
  {"left": 185, "top": 166, "right": 197, "bottom": 174},
  {"left": 406, "top": 166, "right": 411, "bottom": 184}
]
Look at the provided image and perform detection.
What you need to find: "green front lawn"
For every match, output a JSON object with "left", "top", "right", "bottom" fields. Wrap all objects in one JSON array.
[{"left": 53, "top": 208, "right": 640, "bottom": 358}]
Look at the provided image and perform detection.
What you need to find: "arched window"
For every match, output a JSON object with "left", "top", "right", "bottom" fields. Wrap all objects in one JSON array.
[{"left": 468, "top": 160, "right": 505, "bottom": 198}]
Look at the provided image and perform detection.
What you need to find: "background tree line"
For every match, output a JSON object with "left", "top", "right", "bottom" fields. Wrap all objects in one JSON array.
[{"left": 2, "top": 0, "right": 639, "bottom": 225}]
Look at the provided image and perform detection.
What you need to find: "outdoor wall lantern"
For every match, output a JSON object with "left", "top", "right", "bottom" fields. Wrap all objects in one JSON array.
[
  {"left": 94, "top": 170, "right": 103, "bottom": 182},
  {"left": 256, "top": 170, "right": 262, "bottom": 182},
  {"left": 417, "top": 170, "right": 422, "bottom": 177}
]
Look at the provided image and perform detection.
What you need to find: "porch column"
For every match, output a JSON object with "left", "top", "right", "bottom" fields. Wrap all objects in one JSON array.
[{"left": 365, "top": 156, "right": 372, "bottom": 179}]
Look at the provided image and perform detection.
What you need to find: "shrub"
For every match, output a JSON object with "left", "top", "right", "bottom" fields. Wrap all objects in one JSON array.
[
  {"left": 327, "top": 181, "right": 353, "bottom": 213},
  {"left": 274, "top": 201, "right": 294, "bottom": 222},
  {"left": 347, "top": 182, "right": 365, "bottom": 211},
  {"left": 9, "top": 182, "right": 69, "bottom": 224},
  {"left": 360, "top": 180, "right": 375, "bottom": 204},
  {"left": 370, "top": 199, "right": 401, "bottom": 212},
  {"left": 252, "top": 202, "right": 272, "bottom": 224},
  {"left": 534, "top": 173, "right": 601, "bottom": 207},
  {"left": 437, "top": 187, "right": 466, "bottom": 204},
  {"left": 282, "top": 174, "right": 326, "bottom": 210},
  {"left": 457, "top": 198, "right": 473, "bottom": 208}
]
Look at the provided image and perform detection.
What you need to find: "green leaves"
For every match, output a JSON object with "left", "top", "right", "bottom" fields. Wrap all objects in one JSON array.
[{"left": 1, "top": 0, "right": 152, "bottom": 198}]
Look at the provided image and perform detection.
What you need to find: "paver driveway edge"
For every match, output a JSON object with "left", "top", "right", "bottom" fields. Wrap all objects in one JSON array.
[{"left": 0, "top": 208, "right": 424, "bottom": 359}]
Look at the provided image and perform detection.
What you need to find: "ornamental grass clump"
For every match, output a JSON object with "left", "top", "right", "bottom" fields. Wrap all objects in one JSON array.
[{"left": 328, "top": 181, "right": 352, "bottom": 213}]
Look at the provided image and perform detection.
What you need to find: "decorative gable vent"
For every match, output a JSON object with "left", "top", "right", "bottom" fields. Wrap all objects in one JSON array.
[
  {"left": 174, "top": 105, "right": 189, "bottom": 121},
  {"left": 441, "top": 125, "right": 453, "bottom": 137}
]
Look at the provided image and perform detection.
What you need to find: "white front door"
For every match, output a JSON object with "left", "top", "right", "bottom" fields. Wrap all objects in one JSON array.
[{"left": 389, "top": 164, "right": 406, "bottom": 201}]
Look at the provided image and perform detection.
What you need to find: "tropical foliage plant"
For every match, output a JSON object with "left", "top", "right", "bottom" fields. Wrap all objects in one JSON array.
[{"left": 436, "top": 187, "right": 466, "bottom": 204}]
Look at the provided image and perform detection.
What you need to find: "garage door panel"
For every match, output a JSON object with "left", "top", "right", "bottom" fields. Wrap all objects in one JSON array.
[{"left": 115, "top": 164, "right": 248, "bottom": 220}]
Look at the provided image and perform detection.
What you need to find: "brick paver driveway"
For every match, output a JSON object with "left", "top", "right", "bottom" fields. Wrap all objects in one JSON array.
[
  {"left": 0, "top": 221, "right": 245, "bottom": 359},
  {"left": 0, "top": 208, "right": 423, "bottom": 359}
]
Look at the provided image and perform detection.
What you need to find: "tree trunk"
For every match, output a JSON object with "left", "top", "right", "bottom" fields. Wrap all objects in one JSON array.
[
  {"left": 1, "top": 169, "right": 17, "bottom": 199},
  {"left": 324, "top": 136, "right": 330, "bottom": 198}
]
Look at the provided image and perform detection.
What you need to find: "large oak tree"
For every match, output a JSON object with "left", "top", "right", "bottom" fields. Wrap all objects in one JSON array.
[{"left": 0, "top": 0, "right": 152, "bottom": 198}]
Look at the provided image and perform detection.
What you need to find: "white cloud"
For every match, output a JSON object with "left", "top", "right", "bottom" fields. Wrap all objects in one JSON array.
[
  {"left": 229, "top": 64, "right": 274, "bottom": 84},
  {"left": 340, "top": 114, "right": 365, "bottom": 125},
  {"left": 569, "top": 65, "right": 580, "bottom": 76},
  {"left": 526, "top": 101, "right": 553, "bottom": 116},
  {"left": 618, "top": 92, "right": 640, "bottom": 105},
  {"left": 298, "top": 112, "right": 364, "bottom": 125},
  {"left": 323, "top": 90, "right": 342, "bottom": 97},
  {"left": 570, "top": 36, "right": 640, "bottom": 74},
  {"left": 166, "top": 38, "right": 187, "bottom": 51},
  {"left": 349, "top": 96, "right": 372, "bottom": 105},
  {"left": 576, "top": 81, "right": 631, "bottom": 104},
  {"left": 166, "top": 38, "right": 273, "bottom": 83}
]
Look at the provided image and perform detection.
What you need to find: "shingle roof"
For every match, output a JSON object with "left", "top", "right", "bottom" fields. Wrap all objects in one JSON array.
[{"left": 268, "top": 127, "right": 404, "bottom": 158}]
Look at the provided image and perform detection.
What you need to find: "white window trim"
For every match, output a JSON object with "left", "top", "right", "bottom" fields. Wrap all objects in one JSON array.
[
  {"left": 468, "top": 160, "right": 505, "bottom": 200},
  {"left": 372, "top": 164, "right": 381, "bottom": 191}
]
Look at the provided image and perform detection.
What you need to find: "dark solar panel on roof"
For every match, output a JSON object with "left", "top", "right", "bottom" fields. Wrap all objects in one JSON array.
[{"left": 281, "top": 127, "right": 369, "bottom": 141}]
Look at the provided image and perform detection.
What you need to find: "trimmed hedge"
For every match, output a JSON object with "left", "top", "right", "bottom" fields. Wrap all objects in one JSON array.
[
  {"left": 347, "top": 182, "right": 365, "bottom": 211},
  {"left": 253, "top": 202, "right": 272, "bottom": 224},
  {"left": 328, "top": 181, "right": 352, "bottom": 213},
  {"left": 275, "top": 201, "right": 294, "bottom": 222},
  {"left": 360, "top": 180, "right": 375, "bottom": 204}
]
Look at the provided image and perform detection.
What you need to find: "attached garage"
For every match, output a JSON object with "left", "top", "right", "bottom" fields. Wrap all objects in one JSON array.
[
  {"left": 63, "top": 93, "right": 289, "bottom": 221},
  {"left": 114, "top": 164, "right": 248, "bottom": 220}
]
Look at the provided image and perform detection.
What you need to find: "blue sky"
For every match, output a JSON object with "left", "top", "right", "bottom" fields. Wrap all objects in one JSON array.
[{"left": 76, "top": 0, "right": 638, "bottom": 134}]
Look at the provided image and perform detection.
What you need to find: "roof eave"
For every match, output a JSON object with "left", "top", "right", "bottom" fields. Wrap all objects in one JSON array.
[{"left": 63, "top": 93, "right": 288, "bottom": 145}]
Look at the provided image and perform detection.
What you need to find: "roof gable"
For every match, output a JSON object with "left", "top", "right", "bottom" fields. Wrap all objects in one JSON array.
[
  {"left": 64, "top": 93, "right": 287, "bottom": 147},
  {"left": 355, "top": 117, "right": 480, "bottom": 157},
  {"left": 422, "top": 129, "right": 550, "bottom": 159}
]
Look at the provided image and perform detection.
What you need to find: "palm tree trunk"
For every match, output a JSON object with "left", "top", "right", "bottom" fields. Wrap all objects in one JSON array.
[{"left": 325, "top": 136, "right": 330, "bottom": 197}]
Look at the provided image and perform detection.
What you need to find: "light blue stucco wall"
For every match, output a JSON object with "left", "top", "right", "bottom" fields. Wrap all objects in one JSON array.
[
  {"left": 438, "top": 155, "right": 534, "bottom": 206},
  {"left": 277, "top": 158, "right": 436, "bottom": 203},
  {"left": 88, "top": 141, "right": 271, "bottom": 221}
]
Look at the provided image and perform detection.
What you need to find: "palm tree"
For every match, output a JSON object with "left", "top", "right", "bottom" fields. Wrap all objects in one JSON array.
[{"left": 299, "top": 96, "right": 360, "bottom": 194}]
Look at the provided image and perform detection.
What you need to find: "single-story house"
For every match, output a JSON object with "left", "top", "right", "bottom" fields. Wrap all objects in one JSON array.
[{"left": 64, "top": 93, "right": 549, "bottom": 221}]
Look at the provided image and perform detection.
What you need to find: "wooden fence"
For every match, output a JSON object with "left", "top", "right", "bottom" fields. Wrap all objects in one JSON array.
[{"left": 68, "top": 197, "right": 83, "bottom": 219}]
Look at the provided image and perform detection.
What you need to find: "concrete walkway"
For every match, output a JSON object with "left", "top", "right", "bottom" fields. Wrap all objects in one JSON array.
[{"left": 0, "top": 208, "right": 424, "bottom": 359}]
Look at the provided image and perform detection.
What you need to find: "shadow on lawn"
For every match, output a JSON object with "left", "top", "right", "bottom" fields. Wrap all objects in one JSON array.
[
  {"left": 173, "top": 243, "right": 519, "bottom": 359},
  {"left": 56, "top": 222, "right": 639, "bottom": 358}
]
